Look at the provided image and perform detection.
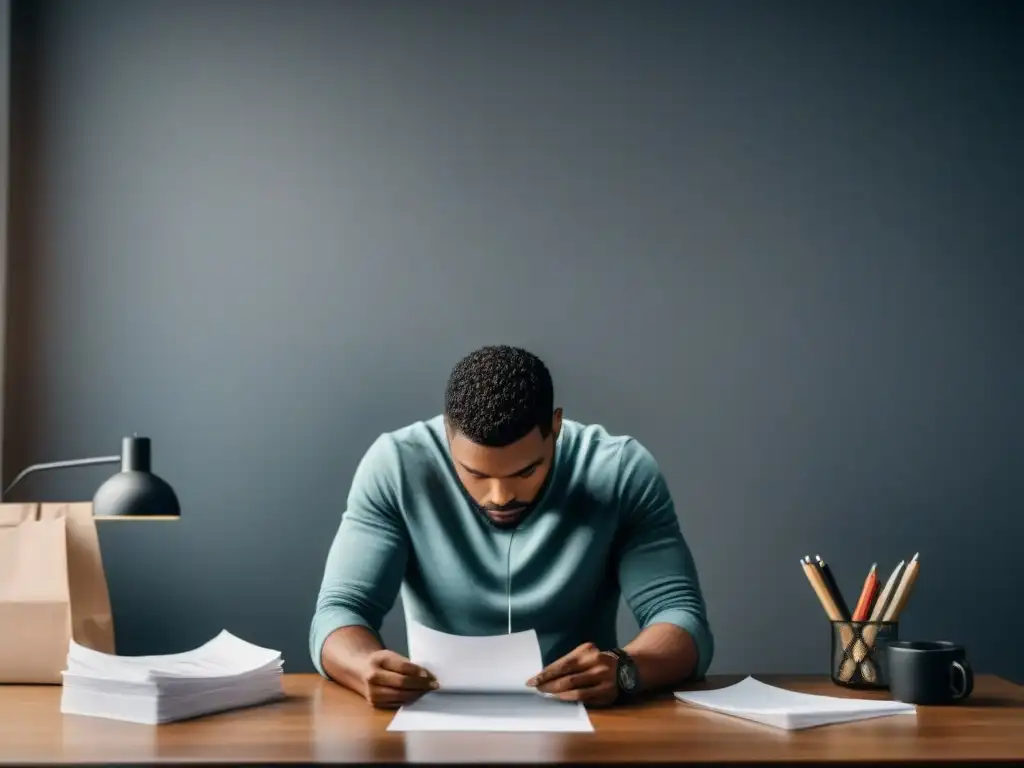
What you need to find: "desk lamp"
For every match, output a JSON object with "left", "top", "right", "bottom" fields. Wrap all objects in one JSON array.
[{"left": 1, "top": 435, "right": 180, "bottom": 519}]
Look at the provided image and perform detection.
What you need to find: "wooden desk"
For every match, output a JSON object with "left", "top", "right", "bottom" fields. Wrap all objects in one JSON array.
[{"left": 2, "top": 674, "right": 1022, "bottom": 765}]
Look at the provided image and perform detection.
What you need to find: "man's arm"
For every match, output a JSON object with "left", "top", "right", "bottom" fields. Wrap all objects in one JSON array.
[
  {"left": 528, "top": 439, "right": 714, "bottom": 704},
  {"left": 615, "top": 438, "right": 714, "bottom": 691},
  {"left": 310, "top": 435, "right": 422, "bottom": 699}
]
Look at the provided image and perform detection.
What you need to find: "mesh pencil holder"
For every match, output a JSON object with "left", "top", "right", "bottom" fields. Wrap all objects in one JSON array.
[{"left": 830, "top": 620, "right": 899, "bottom": 689}]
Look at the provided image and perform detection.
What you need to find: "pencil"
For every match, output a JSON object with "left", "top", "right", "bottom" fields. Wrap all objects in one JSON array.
[
  {"left": 801, "top": 556, "right": 840, "bottom": 620},
  {"left": 851, "top": 563, "right": 878, "bottom": 622},
  {"left": 858, "top": 558, "right": 907, "bottom": 652},
  {"left": 870, "top": 559, "right": 906, "bottom": 622},
  {"left": 855, "top": 555, "right": 921, "bottom": 677},
  {"left": 882, "top": 552, "right": 920, "bottom": 622}
]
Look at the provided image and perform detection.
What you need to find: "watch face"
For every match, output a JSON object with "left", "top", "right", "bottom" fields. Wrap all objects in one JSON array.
[{"left": 617, "top": 659, "right": 637, "bottom": 691}]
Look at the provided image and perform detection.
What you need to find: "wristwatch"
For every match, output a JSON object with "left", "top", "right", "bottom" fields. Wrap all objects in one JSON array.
[{"left": 605, "top": 648, "right": 640, "bottom": 702}]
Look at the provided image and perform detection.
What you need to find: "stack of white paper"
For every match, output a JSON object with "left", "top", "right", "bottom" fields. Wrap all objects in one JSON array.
[
  {"left": 60, "top": 631, "right": 284, "bottom": 724},
  {"left": 387, "top": 621, "right": 593, "bottom": 733},
  {"left": 674, "top": 676, "right": 916, "bottom": 730}
]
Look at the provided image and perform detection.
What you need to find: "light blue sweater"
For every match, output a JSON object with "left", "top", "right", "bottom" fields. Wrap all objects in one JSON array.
[{"left": 310, "top": 416, "right": 713, "bottom": 678}]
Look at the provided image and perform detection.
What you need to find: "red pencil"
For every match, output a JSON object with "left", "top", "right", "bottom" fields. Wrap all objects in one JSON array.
[{"left": 852, "top": 563, "right": 879, "bottom": 621}]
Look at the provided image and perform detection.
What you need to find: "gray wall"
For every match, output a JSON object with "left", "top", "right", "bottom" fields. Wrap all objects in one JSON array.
[
  {"left": 4, "top": 0, "right": 1022, "bottom": 683},
  {"left": 0, "top": 0, "right": 9, "bottom": 482}
]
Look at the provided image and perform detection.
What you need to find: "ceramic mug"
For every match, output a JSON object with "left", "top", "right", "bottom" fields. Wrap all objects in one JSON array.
[{"left": 886, "top": 640, "right": 973, "bottom": 705}]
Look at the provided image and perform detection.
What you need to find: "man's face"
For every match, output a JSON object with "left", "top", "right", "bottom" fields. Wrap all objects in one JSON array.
[{"left": 448, "top": 413, "right": 562, "bottom": 529}]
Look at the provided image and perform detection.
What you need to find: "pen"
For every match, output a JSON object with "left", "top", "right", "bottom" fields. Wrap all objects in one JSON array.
[
  {"left": 851, "top": 563, "right": 878, "bottom": 622},
  {"left": 815, "top": 555, "right": 851, "bottom": 621}
]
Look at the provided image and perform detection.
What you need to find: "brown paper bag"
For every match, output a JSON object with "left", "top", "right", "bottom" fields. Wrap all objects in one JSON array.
[{"left": 0, "top": 502, "right": 115, "bottom": 683}]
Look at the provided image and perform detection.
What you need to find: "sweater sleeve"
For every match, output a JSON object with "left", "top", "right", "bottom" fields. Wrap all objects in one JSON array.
[
  {"left": 309, "top": 434, "right": 409, "bottom": 677},
  {"left": 613, "top": 438, "right": 715, "bottom": 680}
]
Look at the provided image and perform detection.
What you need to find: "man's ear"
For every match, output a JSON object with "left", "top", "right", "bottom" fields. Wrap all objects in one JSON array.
[{"left": 551, "top": 408, "right": 563, "bottom": 439}]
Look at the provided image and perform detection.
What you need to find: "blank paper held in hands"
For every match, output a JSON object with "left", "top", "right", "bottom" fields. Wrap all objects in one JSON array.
[
  {"left": 406, "top": 621, "right": 541, "bottom": 693},
  {"left": 387, "top": 621, "right": 593, "bottom": 733}
]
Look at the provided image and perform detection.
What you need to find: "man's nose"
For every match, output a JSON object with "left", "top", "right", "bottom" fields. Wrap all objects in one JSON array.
[{"left": 487, "top": 480, "right": 516, "bottom": 507}]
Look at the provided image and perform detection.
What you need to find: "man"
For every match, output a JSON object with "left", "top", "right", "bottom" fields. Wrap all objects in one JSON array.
[{"left": 310, "top": 345, "right": 712, "bottom": 708}]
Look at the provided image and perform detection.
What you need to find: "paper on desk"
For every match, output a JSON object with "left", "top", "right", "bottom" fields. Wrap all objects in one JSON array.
[
  {"left": 401, "top": 731, "right": 566, "bottom": 763},
  {"left": 388, "top": 621, "right": 593, "bottom": 733},
  {"left": 60, "top": 631, "right": 284, "bottom": 724},
  {"left": 388, "top": 692, "right": 593, "bottom": 732},
  {"left": 65, "top": 631, "right": 281, "bottom": 682},
  {"left": 674, "top": 676, "right": 916, "bottom": 730}
]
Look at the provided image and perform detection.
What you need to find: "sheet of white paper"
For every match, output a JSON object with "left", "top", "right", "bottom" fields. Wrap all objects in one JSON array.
[
  {"left": 406, "top": 620, "right": 542, "bottom": 694},
  {"left": 66, "top": 631, "right": 282, "bottom": 682},
  {"left": 674, "top": 676, "right": 916, "bottom": 730},
  {"left": 388, "top": 692, "right": 594, "bottom": 733},
  {"left": 60, "top": 631, "right": 284, "bottom": 724},
  {"left": 401, "top": 731, "right": 567, "bottom": 763},
  {"left": 393, "top": 621, "right": 594, "bottom": 733}
]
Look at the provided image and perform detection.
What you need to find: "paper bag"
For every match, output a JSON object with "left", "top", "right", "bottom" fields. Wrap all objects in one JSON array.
[{"left": 0, "top": 502, "right": 115, "bottom": 683}]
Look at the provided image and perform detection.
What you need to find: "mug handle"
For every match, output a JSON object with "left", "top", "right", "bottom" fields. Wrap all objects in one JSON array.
[{"left": 951, "top": 659, "right": 974, "bottom": 701}]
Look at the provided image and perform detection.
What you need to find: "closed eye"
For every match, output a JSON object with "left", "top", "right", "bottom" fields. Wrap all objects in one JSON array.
[{"left": 456, "top": 459, "right": 544, "bottom": 479}]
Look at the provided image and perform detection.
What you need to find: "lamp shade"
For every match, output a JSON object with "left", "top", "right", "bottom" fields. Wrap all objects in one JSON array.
[{"left": 92, "top": 436, "right": 181, "bottom": 518}]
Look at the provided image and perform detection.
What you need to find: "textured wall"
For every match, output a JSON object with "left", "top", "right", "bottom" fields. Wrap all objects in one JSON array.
[{"left": 4, "top": 0, "right": 1022, "bottom": 681}]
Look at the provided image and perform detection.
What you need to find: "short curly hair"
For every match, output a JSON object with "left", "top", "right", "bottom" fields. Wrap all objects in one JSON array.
[{"left": 444, "top": 345, "right": 555, "bottom": 447}]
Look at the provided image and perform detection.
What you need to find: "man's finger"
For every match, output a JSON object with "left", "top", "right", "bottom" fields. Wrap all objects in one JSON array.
[
  {"left": 554, "top": 682, "right": 617, "bottom": 706},
  {"left": 368, "top": 686, "right": 428, "bottom": 709},
  {"left": 378, "top": 653, "right": 435, "bottom": 680},
  {"left": 527, "top": 643, "right": 598, "bottom": 686},
  {"left": 536, "top": 666, "right": 607, "bottom": 694},
  {"left": 368, "top": 668, "right": 439, "bottom": 691}
]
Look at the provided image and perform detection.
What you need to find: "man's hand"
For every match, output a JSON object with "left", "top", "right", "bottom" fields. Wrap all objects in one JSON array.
[
  {"left": 526, "top": 642, "right": 618, "bottom": 706},
  {"left": 357, "top": 649, "right": 437, "bottom": 709}
]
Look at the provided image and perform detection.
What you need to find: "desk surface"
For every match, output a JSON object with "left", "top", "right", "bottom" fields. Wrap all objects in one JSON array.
[{"left": 2, "top": 674, "right": 1023, "bottom": 765}]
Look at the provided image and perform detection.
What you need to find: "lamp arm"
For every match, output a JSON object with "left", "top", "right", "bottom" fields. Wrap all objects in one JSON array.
[{"left": 2, "top": 456, "right": 121, "bottom": 500}]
